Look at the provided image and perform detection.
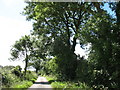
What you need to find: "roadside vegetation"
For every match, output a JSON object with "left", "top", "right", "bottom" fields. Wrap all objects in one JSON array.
[
  {"left": 0, "top": 65, "right": 37, "bottom": 88},
  {"left": 45, "top": 75, "right": 92, "bottom": 89}
]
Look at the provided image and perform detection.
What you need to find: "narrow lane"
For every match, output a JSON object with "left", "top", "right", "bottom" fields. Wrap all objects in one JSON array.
[{"left": 28, "top": 76, "right": 52, "bottom": 90}]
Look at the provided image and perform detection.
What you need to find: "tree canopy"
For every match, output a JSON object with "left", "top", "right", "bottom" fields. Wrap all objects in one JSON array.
[{"left": 9, "top": 2, "right": 120, "bottom": 89}]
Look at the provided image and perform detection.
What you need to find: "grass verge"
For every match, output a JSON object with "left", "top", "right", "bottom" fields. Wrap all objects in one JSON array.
[
  {"left": 11, "top": 80, "right": 33, "bottom": 88},
  {"left": 45, "top": 75, "right": 92, "bottom": 89}
]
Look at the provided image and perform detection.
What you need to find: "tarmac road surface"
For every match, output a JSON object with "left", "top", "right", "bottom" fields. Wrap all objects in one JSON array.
[{"left": 28, "top": 76, "right": 52, "bottom": 90}]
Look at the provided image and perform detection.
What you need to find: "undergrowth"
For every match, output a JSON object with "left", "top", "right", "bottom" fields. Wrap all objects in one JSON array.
[{"left": 45, "top": 75, "right": 92, "bottom": 89}]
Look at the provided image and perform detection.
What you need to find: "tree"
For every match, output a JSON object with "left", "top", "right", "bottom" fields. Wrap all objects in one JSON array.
[
  {"left": 80, "top": 3, "right": 120, "bottom": 88},
  {"left": 27, "top": 34, "right": 50, "bottom": 74},
  {"left": 10, "top": 35, "right": 32, "bottom": 75},
  {"left": 23, "top": 2, "right": 104, "bottom": 79}
]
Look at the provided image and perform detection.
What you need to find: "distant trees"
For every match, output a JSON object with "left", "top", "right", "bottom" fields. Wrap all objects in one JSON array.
[
  {"left": 3, "top": 65, "right": 15, "bottom": 71},
  {"left": 28, "top": 57, "right": 42, "bottom": 73}
]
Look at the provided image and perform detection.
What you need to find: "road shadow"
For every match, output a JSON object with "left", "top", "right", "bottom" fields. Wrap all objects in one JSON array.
[
  {"left": 34, "top": 80, "right": 57, "bottom": 84},
  {"left": 34, "top": 82, "right": 50, "bottom": 84},
  {"left": 48, "top": 80, "right": 56, "bottom": 84}
]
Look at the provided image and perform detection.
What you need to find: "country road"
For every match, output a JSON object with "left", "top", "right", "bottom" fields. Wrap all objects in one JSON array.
[{"left": 28, "top": 76, "right": 52, "bottom": 90}]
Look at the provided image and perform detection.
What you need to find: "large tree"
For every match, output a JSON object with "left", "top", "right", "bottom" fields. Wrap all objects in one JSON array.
[{"left": 23, "top": 2, "right": 104, "bottom": 79}]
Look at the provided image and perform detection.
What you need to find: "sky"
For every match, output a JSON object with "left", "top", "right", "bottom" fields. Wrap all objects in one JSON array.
[
  {"left": 0, "top": 0, "right": 32, "bottom": 69},
  {"left": 0, "top": 1, "right": 113, "bottom": 70}
]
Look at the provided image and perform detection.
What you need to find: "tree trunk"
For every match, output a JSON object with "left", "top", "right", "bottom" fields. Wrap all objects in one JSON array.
[
  {"left": 64, "top": 12, "right": 71, "bottom": 47},
  {"left": 24, "top": 48, "right": 28, "bottom": 75},
  {"left": 116, "top": 2, "right": 120, "bottom": 24},
  {"left": 36, "top": 68, "right": 38, "bottom": 73},
  {"left": 24, "top": 54, "right": 28, "bottom": 75},
  {"left": 72, "top": 37, "right": 77, "bottom": 52}
]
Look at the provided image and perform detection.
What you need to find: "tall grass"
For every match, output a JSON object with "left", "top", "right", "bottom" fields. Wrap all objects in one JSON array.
[
  {"left": 45, "top": 75, "right": 92, "bottom": 89},
  {"left": 11, "top": 81, "right": 33, "bottom": 88}
]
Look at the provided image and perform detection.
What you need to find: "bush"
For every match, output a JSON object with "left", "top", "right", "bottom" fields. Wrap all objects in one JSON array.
[
  {"left": 0, "top": 65, "right": 38, "bottom": 89},
  {"left": 11, "top": 81, "right": 33, "bottom": 88},
  {"left": 46, "top": 75, "right": 92, "bottom": 89},
  {"left": 51, "top": 81, "right": 92, "bottom": 89},
  {"left": 2, "top": 73, "right": 20, "bottom": 88},
  {"left": 11, "top": 65, "right": 22, "bottom": 77},
  {"left": 24, "top": 71, "right": 37, "bottom": 80},
  {"left": 51, "top": 82, "right": 67, "bottom": 88},
  {"left": 30, "top": 78, "right": 36, "bottom": 83}
]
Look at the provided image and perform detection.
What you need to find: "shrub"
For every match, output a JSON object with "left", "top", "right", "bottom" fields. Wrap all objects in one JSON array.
[
  {"left": 11, "top": 81, "right": 33, "bottom": 88},
  {"left": 24, "top": 71, "right": 37, "bottom": 80},
  {"left": 2, "top": 73, "right": 20, "bottom": 88},
  {"left": 1, "top": 65, "right": 38, "bottom": 88},
  {"left": 11, "top": 65, "right": 22, "bottom": 77},
  {"left": 30, "top": 78, "right": 36, "bottom": 83},
  {"left": 46, "top": 75, "right": 92, "bottom": 89}
]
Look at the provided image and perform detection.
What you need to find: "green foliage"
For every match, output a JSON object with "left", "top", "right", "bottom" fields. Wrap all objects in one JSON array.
[
  {"left": 45, "top": 57, "right": 58, "bottom": 75},
  {"left": 2, "top": 73, "right": 20, "bottom": 88},
  {"left": 24, "top": 71, "right": 38, "bottom": 80},
  {"left": 10, "top": 35, "right": 32, "bottom": 60},
  {"left": 1, "top": 65, "right": 38, "bottom": 88},
  {"left": 10, "top": 35, "right": 33, "bottom": 75},
  {"left": 56, "top": 55, "right": 77, "bottom": 80},
  {"left": 45, "top": 75, "right": 57, "bottom": 82},
  {"left": 11, "top": 65, "right": 22, "bottom": 77},
  {"left": 46, "top": 75, "right": 92, "bottom": 89},
  {"left": 6, "top": 2, "right": 117, "bottom": 89},
  {"left": 2, "top": 66, "right": 15, "bottom": 71},
  {"left": 13, "top": 71, "right": 38, "bottom": 88},
  {"left": 28, "top": 57, "right": 43, "bottom": 73},
  {"left": 30, "top": 78, "right": 36, "bottom": 83},
  {"left": 79, "top": 5, "right": 120, "bottom": 88},
  {"left": 76, "top": 59, "right": 89, "bottom": 83},
  {"left": 51, "top": 82, "right": 68, "bottom": 88},
  {"left": 1, "top": 66, "right": 21, "bottom": 88},
  {"left": 23, "top": 2, "right": 101, "bottom": 80},
  {"left": 11, "top": 81, "right": 32, "bottom": 88}
]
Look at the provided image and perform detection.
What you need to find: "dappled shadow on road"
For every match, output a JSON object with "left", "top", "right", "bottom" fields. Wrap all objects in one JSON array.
[
  {"left": 48, "top": 80, "right": 56, "bottom": 84},
  {"left": 48, "top": 80, "right": 62, "bottom": 84},
  {"left": 34, "top": 82, "right": 50, "bottom": 84},
  {"left": 28, "top": 88, "right": 52, "bottom": 90}
]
